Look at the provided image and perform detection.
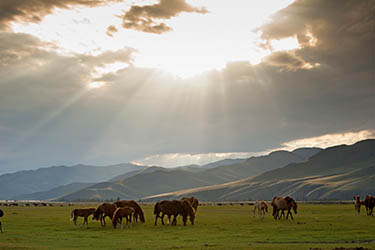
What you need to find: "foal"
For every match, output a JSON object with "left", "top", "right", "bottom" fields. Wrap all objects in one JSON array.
[
  {"left": 353, "top": 195, "right": 361, "bottom": 215},
  {"left": 253, "top": 201, "right": 268, "bottom": 219},
  {"left": 112, "top": 207, "right": 135, "bottom": 229},
  {"left": 70, "top": 208, "right": 96, "bottom": 228}
]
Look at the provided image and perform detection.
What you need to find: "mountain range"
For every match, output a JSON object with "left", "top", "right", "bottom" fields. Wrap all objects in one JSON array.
[
  {"left": 143, "top": 139, "right": 375, "bottom": 201},
  {"left": 2, "top": 139, "right": 374, "bottom": 201}
]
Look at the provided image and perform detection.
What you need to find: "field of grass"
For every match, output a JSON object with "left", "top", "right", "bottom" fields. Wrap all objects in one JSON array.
[{"left": 0, "top": 203, "right": 374, "bottom": 250}]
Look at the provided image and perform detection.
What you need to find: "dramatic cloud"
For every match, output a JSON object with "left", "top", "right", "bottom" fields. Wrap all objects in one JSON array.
[
  {"left": 0, "top": 1, "right": 374, "bottom": 172},
  {"left": 0, "top": 0, "right": 120, "bottom": 30},
  {"left": 262, "top": 51, "right": 315, "bottom": 71},
  {"left": 121, "top": 0, "right": 208, "bottom": 34}
]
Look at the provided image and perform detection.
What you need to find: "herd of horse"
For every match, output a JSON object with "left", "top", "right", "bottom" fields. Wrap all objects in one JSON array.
[
  {"left": 70, "top": 197, "right": 199, "bottom": 229},
  {"left": 70, "top": 196, "right": 299, "bottom": 229}
]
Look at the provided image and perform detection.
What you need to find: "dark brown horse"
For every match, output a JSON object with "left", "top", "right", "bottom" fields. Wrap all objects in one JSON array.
[
  {"left": 181, "top": 197, "right": 199, "bottom": 215},
  {"left": 271, "top": 196, "right": 298, "bottom": 220},
  {"left": 353, "top": 195, "right": 361, "bottom": 215},
  {"left": 364, "top": 195, "right": 375, "bottom": 216},
  {"left": 154, "top": 200, "right": 195, "bottom": 226},
  {"left": 70, "top": 208, "right": 96, "bottom": 228},
  {"left": 114, "top": 200, "right": 145, "bottom": 223},
  {"left": 112, "top": 207, "right": 135, "bottom": 229},
  {"left": 93, "top": 203, "right": 117, "bottom": 227}
]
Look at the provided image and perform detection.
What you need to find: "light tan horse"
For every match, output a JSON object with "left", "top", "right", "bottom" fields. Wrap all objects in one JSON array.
[
  {"left": 253, "top": 201, "right": 268, "bottom": 219},
  {"left": 271, "top": 196, "right": 298, "bottom": 220},
  {"left": 353, "top": 195, "right": 361, "bottom": 215},
  {"left": 70, "top": 208, "right": 96, "bottom": 228},
  {"left": 112, "top": 207, "right": 135, "bottom": 229}
]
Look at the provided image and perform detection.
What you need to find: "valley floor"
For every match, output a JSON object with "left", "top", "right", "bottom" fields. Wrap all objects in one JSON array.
[{"left": 0, "top": 203, "right": 374, "bottom": 250}]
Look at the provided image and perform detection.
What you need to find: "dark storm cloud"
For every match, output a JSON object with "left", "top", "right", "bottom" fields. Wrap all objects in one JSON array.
[
  {"left": 258, "top": 0, "right": 375, "bottom": 71},
  {"left": 121, "top": 0, "right": 208, "bottom": 34},
  {"left": 0, "top": 0, "right": 121, "bottom": 30}
]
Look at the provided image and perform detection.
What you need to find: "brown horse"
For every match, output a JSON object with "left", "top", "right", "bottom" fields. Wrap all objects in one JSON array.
[
  {"left": 364, "top": 195, "right": 375, "bottom": 216},
  {"left": 70, "top": 208, "right": 96, "bottom": 228},
  {"left": 271, "top": 196, "right": 298, "bottom": 220},
  {"left": 112, "top": 207, "right": 135, "bottom": 229},
  {"left": 181, "top": 197, "right": 199, "bottom": 215},
  {"left": 93, "top": 203, "right": 117, "bottom": 227},
  {"left": 114, "top": 200, "right": 145, "bottom": 223},
  {"left": 353, "top": 195, "right": 362, "bottom": 215},
  {"left": 154, "top": 200, "right": 195, "bottom": 226}
]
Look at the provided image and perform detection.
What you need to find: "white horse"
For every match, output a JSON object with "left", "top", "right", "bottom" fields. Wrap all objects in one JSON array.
[{"left": 253, "top": 201, "right": 268, "bottom": 219}]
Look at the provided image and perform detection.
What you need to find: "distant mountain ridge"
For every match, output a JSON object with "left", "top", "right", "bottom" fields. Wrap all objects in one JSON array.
[
  {"left": 0, "top": 163, "right": 146, "bottom": 199},
  {"left": 58, "top": 148, "right": 320, "bottom": 201},
  {"left": 143, "top": 139, "right": 375, "bottom": 201}
]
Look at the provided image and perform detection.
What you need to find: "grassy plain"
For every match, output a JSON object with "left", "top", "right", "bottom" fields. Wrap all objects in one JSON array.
[{"left": 0, "top": 203, "right": 374, "bottom": 250}]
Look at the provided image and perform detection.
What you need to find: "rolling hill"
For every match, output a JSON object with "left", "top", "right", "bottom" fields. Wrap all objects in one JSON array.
[{"left": 142, "top": 139, "right": 375, "bottom": 201}]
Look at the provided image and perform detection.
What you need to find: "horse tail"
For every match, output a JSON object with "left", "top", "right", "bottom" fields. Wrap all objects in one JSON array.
[
  {"left": 153, "top": 202, "right": 160, "bottom": 215},
  {"left": 70, "top": 210, "right": 75, "bottom": 221}
]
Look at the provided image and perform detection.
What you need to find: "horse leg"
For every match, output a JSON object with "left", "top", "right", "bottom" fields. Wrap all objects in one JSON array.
[
  {"left": 161, "top": 214, "right": 165, "bottom": 225},
  {"left": 253, "top": 207, "right": 256, "bottom": 218},
  {"left": 85, "top": 217, "right": 89, "bottom": 228},
  {"left": 0, "top": 221, "right": 2, "bottom": 233},
  {"left": 74, "top": 217, "right": 77, "bottom": 228},
  {"left": 154, "top": 213, "right": 159, "bottom": 226}
]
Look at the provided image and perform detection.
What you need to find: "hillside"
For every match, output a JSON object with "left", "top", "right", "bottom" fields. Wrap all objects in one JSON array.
[
  {"left": 142, "top": 139, "right": 375, "bottom": 201},
  {"left": 0, "top": 163, "right": 146, "bottom": 199},
  {"left": 59, "top": 149, "right": 319, "bottom": 201}
]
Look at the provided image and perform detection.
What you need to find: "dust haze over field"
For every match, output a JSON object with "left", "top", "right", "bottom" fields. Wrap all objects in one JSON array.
[{"left": 0, "top": 0, "right": 374, "bottom": 174}]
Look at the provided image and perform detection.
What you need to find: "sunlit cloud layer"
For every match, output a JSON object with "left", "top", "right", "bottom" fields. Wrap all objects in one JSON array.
[{"left": 0, "top": 0, "right": 374, "bottom": 172}]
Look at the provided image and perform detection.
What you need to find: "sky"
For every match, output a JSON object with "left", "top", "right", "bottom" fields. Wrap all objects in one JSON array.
[{"left": 0, "top": 0, "right": 374, "bottom": 173}]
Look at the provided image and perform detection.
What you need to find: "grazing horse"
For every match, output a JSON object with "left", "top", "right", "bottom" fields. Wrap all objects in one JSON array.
[
  {"left": 154, "top": 200, "right": 195, "bottom": 226},
  {"left": 0, "top": 209, "right": 3, "bottom": 233},
  {"left": 114, "top": 200, "right": 145, "bottom": 223},
  {"left": 181, "top": 197, "right": 199, "bottom": 215},
  {"left": 93, "top": 203, "right": 117, "bottom": 227},
  {"left": 253, "top": 201, "right": 268, "bottom": 219},
  {"left": 112, "top": 207, "right": 135, "bottom": 229},
  {"left": 70, "top": 208, "right": 96, "bottom": 228},
  {"left": 271, "top": 196, "right": 298, "bottom": 220},
  {"left": 364, "top": 195, "right": 375, "bottom": 216},
  {"left": 353, "top": 195, "right": 362, "bottom": 215}
]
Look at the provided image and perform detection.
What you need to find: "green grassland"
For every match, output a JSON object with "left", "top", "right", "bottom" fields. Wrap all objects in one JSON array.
[{"left": 0, "top": 203, "right": 374, "bottom": 250}]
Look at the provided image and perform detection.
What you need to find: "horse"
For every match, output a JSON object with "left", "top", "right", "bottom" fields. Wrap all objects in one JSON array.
[
  {"left": 93, "top": 203, "right": 117, "bottom": 227},
  {"left": 271, "top": 196, "right": 298, "bottom": 220},
  {"left": 112, "top": 207, "right": 135, "bottom": 229},
  {"left": 154, "top": 200, "right": 195, "bottom": 226},
  {"left": 253, "top": 201, "right": 268, "bottom": 219},
  {"left": 364, "top": 195, "right": 375, "bottom": 216},
  {"left": 114, "top": 200, "right": 145, "bottom": 223},
  {"left": 181, "top": 197, "right": 199, "bottom": 215},
  {"left": 0, "top": 209, "right": 3, "bottom": 233},
  {"left": 70, "top": 208, "right": 96, "bottom": 228},
  {"left": 353, "top": 195, "right": 362, "bottom": 215}
]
